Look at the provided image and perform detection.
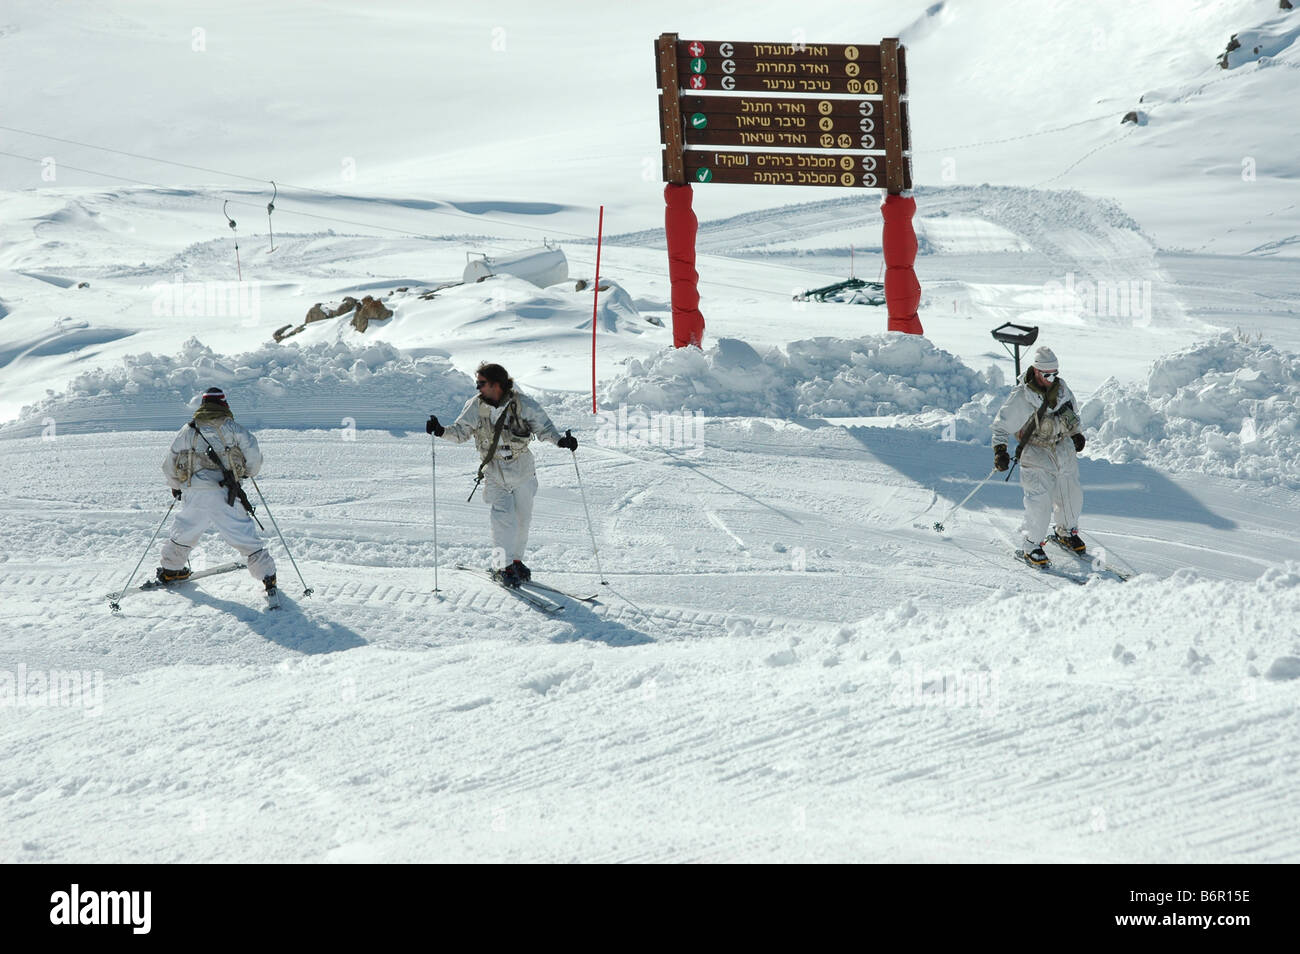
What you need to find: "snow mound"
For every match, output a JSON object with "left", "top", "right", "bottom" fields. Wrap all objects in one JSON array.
[
  {"left": 575, "top": 278, "right": 642, "bottom": 333},
  {"left": 1220, "top": 12, "right": 1300, "bottom": 70},
  {"left": 837, "top": 562, "right": 1300, "bottom": 684},
  {"left": 1077, "top": 333, "right": 1300, "bottom": 488},
  {"left": 600, "top": 333, "right": 997, "bottom": 418},
  {"left": 0, "top": 337, "right": 470, "bottom": 437}
]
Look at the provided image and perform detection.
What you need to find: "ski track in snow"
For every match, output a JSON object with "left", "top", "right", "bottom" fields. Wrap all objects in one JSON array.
[
  {"left": 2, "top": 426, "right": 1298, "bottom": 862},
  {"left": 2, "top": 0, "right": 1298, "bottom": 860}
]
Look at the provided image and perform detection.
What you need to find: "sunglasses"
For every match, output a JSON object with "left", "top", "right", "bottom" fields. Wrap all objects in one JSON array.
[
  {"left": 475, "top": 379, "right": 490, "bottom": 389},
  {"left": 1039, "top": 370, "right": 1058, "bottom": 380}
]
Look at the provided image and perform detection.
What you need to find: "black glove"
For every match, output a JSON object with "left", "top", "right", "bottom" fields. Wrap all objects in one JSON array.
[
  {"left": 557, "top": 430, "right": 578, "bottom": 452},
  {"left": 172, "top": 489, "right": 182, "bottom": 500},
  {"left": 426, "top": 415, "right": 444, "bottom": 437},
  {"left": 1072, "top": 432, "right": 1086, "bottom": 453},
  {"left": 993, "top": 444, "right": 1010, "bottom": 472}
]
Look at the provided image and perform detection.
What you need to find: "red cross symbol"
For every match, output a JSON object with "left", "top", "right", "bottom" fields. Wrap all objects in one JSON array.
[
  {"left": 689, "top": 75, "right": 706, "bottom": 89},
  {"left": 688, "top": 41, "right": 704, "bottom": 57}
]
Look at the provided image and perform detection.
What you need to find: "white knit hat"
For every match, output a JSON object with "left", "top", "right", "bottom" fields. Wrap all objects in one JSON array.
[{"left": 1032, "top": 346, "right": 1059, "bottom": 373}]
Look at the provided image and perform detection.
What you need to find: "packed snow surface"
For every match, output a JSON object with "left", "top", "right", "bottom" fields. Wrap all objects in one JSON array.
[{"left": 2, "top": 0, "right": 1299, "bottom": 863}]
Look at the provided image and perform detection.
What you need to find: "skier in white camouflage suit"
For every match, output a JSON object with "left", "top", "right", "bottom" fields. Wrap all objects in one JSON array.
[
  {"left": 426, "top": 362, "right": 577, "bottom": 587},
  {"left": 991, "top": 346, "right": 1088, "bottom": 566},
  {"left": 159, "top": 387, "right": 278, "bottom": 594}
]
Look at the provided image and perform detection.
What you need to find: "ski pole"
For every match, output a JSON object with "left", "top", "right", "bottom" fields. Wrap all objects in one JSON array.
[
  {"left": 933, "top": 467, "right": 998, "bottom": 532},
  {"left": 568, "top": 436, "right": 606, "bottom": 585},
  {"left": 249, "top": 477, "right": 313, "bottom": 597},
  {"left": 431, "top": 436, "right": 441, "bottom": 594},
  {"left": 108, "top": 500, "right": 175, "bottom": 612}
]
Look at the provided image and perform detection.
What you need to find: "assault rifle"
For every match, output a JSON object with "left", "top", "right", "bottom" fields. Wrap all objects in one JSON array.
[{"left": 188, "top": 422, "right": 265, "bottom": 529}]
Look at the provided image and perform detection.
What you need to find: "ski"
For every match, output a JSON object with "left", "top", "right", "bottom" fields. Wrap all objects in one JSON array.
[
  {"left": 454, "top": 565, "right": 563, "bottom": 613},
  {"left": 519, "top": 578, "right": 599, "bottom": 603},
  {"left": 140, "top": 562, "right": 248, "bottom": 591},
  {"left": 1048, "top": 534, "right": 1131, "bottom": 582},
  {"left": 1014, "top": 549, "right": 1087, "bottom": 586},
  {"left": 107, "top": 561, "right": 248, "bottom": 605}
]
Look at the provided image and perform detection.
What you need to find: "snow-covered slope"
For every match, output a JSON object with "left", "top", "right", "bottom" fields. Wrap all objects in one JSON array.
[
  {"left": 2, "top": 0, "right": 1299, "bottom": 864},
  {"left": 3, "top": 420, "right": 1298, "bottom": 862},
  {"left": 2, "top": 0, "right": 1297, "bottom": 249}
]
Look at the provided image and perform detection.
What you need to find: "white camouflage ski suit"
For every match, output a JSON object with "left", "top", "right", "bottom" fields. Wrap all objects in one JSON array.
[
  {"left": 441, "top": 389, "right": 562, "bottom": 565},
  {"left": 160, "top": 415, "right": 276, "bottom": 581},
  {"left": 992, "top": 375, "right": 1084, "bottom": 546}
]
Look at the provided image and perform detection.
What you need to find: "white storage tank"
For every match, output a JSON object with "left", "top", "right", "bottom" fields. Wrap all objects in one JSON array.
[{"left": 463, "top": 245, "right": 568, "bottom": 288}]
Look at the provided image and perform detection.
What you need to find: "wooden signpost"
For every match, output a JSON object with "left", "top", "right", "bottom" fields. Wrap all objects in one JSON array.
[
  {"left": 657, "top": 34, "right": 912, "bottom": 193},
  {"left": 655, "top": 32, "right": 922, "bottom": 340}
]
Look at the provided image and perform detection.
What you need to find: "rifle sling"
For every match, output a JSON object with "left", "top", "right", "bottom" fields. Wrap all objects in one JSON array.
[
  {"left": 188, "top": 421, "right": 251, "bottom": 513},
  {"left": 474, "top": 396, "right": 517, "bottom": 485},
  {"left": 1013, "top": 390, "right": 1053, "bottom": 463}
]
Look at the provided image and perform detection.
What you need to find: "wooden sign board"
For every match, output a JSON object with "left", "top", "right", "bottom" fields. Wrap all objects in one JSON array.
[
  {"left": 674, "top": 149, "right": 908, "bottom": 190},
  {"left": 657, "top": 34, "right": 912, "bottom": 193},
  {"left": 667, "top": 94, "right": 910, "bottom": 153}
]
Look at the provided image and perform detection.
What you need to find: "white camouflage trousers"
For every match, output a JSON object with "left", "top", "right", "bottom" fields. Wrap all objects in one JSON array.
[
  {"left": 161, "top": 487, "right": 277, "bottom": 581},
  {"left": 1018, "top": 439, "right": 1083, "bottom": 545},
  {"left": 485, "top": 476, "right": 538, "bottom": 565}
]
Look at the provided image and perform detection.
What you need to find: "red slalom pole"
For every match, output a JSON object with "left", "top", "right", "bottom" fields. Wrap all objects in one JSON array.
[{"left": 591, "top": 204, "right": 603, "bottom": 414}]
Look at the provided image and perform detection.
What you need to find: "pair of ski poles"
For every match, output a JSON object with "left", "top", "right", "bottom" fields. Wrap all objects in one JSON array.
[
  {"left": 109, "top": 479, "right": 313, "bottom": 611},
  {"left": 429, "top": 431, "right": 606, "bottom": 593}
]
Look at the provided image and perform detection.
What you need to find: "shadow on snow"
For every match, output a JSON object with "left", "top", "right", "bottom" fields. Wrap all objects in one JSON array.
[
  {"left": 172, "top": 587, "right": 368, "bottom": 654},
  {"left": 839, "top": 423, "right": 1236, "bottom": 531}
]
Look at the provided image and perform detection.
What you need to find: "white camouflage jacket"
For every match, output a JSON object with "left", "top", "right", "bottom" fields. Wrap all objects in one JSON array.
[
  {"left": 991, "top": 376, "right": 1082, "bottom": 450},
  {"left": 163, "top": 416, "right": 264, "bottom": 491},
  {"left": 441, "top": 388, "right": 562, "bottom": 487}
]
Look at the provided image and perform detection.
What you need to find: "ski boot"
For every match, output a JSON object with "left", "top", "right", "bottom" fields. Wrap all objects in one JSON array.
[
  {"left": 492, "top": 564, "right": 522, "bottom": 589},
  {"left": 512, "top": 560, "right": 532, "bottom": 582},
  {"left": 156, "top": 566, "right": 191, "bottom": 585},
  {"left": 1021, "top": 543, "right": 1050, "bottom": 567},
  {"left": 263, "top": 574, "right": 278, "bottom": 595},
  {"left": 1052, "top": 528, "right": 1086, "bottom": 554}
]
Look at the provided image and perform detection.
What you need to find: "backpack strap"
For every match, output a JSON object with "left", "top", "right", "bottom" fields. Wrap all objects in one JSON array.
[{"left": 468, "top": 396, "right": 517, "bottom": 501}]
